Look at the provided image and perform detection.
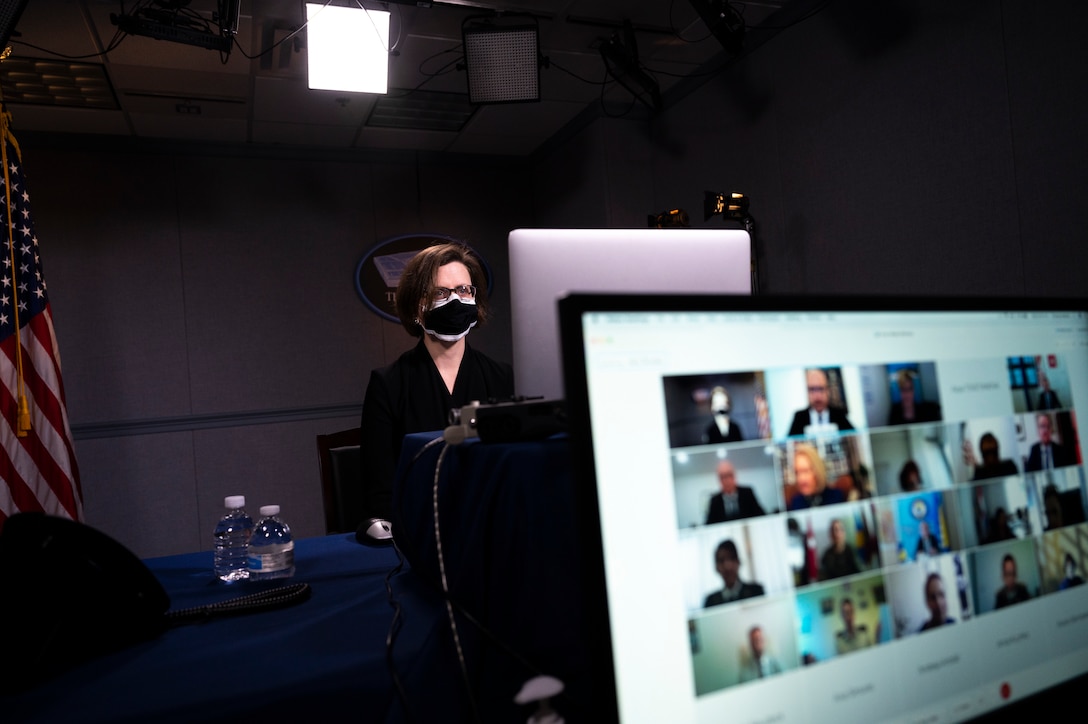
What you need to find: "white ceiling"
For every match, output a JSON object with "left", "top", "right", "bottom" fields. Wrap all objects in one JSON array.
[{"left": 2, "top": 0, "right": 793, "bottom": 157}]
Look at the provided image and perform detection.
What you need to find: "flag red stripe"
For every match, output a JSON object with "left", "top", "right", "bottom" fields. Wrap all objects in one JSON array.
[
  {"left": 0, "top": 374, "right": 60, "bottom": 516},
  {"left": 22, "top": 312, "right": 81, "bottom": 497},
  {"left": 0, "top": 427, "right": 43, "bottom": 517},
  {"left": 0, "top": 328, "right": 80, "bottom": 521}
]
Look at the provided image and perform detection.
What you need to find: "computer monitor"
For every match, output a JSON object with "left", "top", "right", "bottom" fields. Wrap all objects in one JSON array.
[
  {"left": 558, "top": 293, "right": 1088, "bottom": 723},
  {"left": 507, "top": 228, "right": 751, "bottom": 401}
]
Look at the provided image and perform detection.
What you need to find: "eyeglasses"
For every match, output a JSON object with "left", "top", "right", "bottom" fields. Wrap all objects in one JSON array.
[{"left": 431, "top": 284, "right": 476, "bottom": 301}]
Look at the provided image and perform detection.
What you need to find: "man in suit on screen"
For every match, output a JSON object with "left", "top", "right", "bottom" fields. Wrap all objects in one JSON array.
[
  {"left": 706, "top": 460, "right": 765, "bottom": 524},
  {"left": 1025, "top": 413, "right": 1076, "bottom": 472},
  {"left": 788, "top": 368, "right": 854, "bottom": 436}
]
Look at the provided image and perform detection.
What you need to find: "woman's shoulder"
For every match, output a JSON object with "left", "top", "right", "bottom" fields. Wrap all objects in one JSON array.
[
  {"left": 465, "top": 346, "right": 514, "bottom": 380},
  {"left": 369, "top": 342, "right": 430, "bottom": 384}
]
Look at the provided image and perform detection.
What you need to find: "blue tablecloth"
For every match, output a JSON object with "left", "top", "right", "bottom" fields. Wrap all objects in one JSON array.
[
  {"left": 4, "top": 533, "right": 432, "bottom": 723},
  {"left": 5, "top": 433, "right": 593, "bottom": 724}
]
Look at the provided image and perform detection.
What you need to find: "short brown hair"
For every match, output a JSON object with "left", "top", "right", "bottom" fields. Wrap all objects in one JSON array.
[{"left": 394, "top": 241, "right": 490, "bottom": 336}]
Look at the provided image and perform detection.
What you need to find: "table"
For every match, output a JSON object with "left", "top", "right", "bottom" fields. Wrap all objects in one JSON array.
[
  {"left": 3, "top": 433, "right": 592, "bottom": 724},
  {"left": 3, "top": 533, "right": 433, "bottom": 723}
]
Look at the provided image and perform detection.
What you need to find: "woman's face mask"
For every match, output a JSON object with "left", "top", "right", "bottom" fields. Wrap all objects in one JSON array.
[{"left": 421, "top": 294, "right": 478, "bottom": 342}]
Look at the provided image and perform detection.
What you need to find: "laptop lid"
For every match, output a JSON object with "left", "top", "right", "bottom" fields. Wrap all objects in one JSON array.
[
  {"left": 558, "top": 293, "right": 1088, "bottom": 723},
  {"left": 508, "top": 228, "right": 750, "bottom": 402}
]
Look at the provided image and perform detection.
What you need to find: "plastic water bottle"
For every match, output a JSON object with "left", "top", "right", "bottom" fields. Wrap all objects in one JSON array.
[
  {"left": 248, "top": 505, "right": 295, "bottom": 581},
  {"left": 213, "top": 495, "right": 254, "bottom": 582}
]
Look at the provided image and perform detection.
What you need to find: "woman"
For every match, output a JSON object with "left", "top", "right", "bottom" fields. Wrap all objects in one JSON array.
[
  {"left": 359, "top": 242, "right": 514, "bottom": 543},
  {"left": 787, "top": 442, "right": 845, "bottom": 510},
  {"left": 887, "top": 368, "right": 942, "bottom": 425}
]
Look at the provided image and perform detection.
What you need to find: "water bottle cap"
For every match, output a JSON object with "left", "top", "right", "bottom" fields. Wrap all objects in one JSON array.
[
  {"left": 260, "top": 504, "right": 280, "bottom": 516},
  {"left": 225, "top": 495, "right": 246, "bottom": 508}
]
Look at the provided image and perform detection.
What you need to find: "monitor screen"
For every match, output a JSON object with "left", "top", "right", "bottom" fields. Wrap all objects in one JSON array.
[
  {"left": 507, "top": 228, "right": 750, "bottom": 401},
  {"left": 558, "top": 293, "right": 1088, "bottom": 723}
]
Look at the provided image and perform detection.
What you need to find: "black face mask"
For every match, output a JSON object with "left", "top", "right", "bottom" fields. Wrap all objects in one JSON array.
[{"left": 421, "top": 297, "right": 478, "bottom": 342}]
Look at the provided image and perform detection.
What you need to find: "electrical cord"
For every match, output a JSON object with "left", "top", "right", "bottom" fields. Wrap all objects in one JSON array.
[
  {"left": 382, "top": 535, "right": 415, "bottom": 724},
  {"left": 432, "top": 441, "right": 482, "bottom": 724},
  {"left": 384, "top": 434, "right": 444, "bottom": 724}
]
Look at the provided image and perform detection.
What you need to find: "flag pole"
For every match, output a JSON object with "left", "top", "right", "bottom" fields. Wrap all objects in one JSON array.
[{"left": 0, "top": 54, "right": 31, "bottom": 436}]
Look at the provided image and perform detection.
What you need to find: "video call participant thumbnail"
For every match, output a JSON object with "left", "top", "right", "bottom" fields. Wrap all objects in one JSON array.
[
  {"left": 787, "top": 443, "right": 846, "bottom": 510},
  {"left": 995, "top": 554, "right": 1032, "bottom": 609},
  {"left": 788, "top": 368, "right": 855, "bottom": 436},
  {"left": 887, "top": 368, "right": 942, "bottom": 426},
  {"left": 706, "top": 460, "right": 766, "bottom": 524},
  {"left": 704, "top": 539, "right": 766, "bottom": 608},
  {"left": 1024, "top": 413, "right": 1076, "bottom": 472},
  {"left": 1036, "top": 368, "right": 1063, "bottom": 411},
  {"left": 820, "top": 518, "right": 861, "bottom": 581},
  {"left": 963, "top": 432, "right": 1019, "bottom": 481},
  {"left": 703, "top": 385, "right": 745, "bottom": 444},
  {"left": 738, "top": 625, "right": 784, "bottom": 682},
  {"left": 835, "top": 597, "right": 875, "bottom": 655},
  {"left": 920, "top": 573, "right": 955, "bottom": 631}
]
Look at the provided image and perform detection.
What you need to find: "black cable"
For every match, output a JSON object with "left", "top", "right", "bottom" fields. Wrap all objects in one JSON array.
[
  {"left": 383, "top": 434, "right": 445, "bottom": 724},
  {"left": 546, "top": 57, "right": 607, "bottom": 88},
  {"left": 164, "top": 582, "right": 312, "bottom": 625},
  {"left": 381, "top": 45, "right": 464, "bottom": 100},
  {"left": 432, "top": 441, "right": 483, "bottom": 724},
  {"left": 382, "top": 537, "right": 416, "bottom": 724}
]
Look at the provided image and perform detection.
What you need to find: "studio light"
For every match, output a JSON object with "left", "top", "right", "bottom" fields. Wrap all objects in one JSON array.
[
  {"left": 648, "top": 209, "right": 690, "bottom": 228},
  {"left": 704, "top": 191, "right": 749, "bottom": 221},
  {"left": 306, "top": 3, "right": 390, "bottom": 94},
  {"left": 462, "top": 16, "right": 540, "bottom": 105}
]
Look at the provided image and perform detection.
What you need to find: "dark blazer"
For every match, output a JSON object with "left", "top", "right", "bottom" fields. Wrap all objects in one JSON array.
[
  {"left": 915, "top": 532, "right": 941, "bottom": 557},
  {"left": 1025, "top": 441, "right": 1076, "bottom": 472},
  {"left": 360, "top": 341, "right": 514, "bottom": 520},
  {"left": 703, "top": 581, "right": 765, "bottom": 608},
  {"left": 703, "top": 419, "right": 744, "bottom": 444},
  {"left": 1038, "top": 390, "right": 1063, "bottom": 410},
  {"left": 888, "top": 401, "right": 942, "bottom": 425},
  {"left": 788, "top": 407, "right": 854, "bottom": 436},
  {"left": 995, "top": 583, "right": 1031, "bottom": 609},
  {"left": 973, "top": 459, "right": 1020, "bottom": 481},
  {"left": 706, "top": 486, "right": 765, "bottom": 524},
  {"left": 788, "top": 486, "right": 847, "bottom": 511}
]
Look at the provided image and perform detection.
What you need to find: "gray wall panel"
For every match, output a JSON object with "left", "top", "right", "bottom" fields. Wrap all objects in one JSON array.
[{"left": 76, "top": 432, "right": 201, "bottom": 558}]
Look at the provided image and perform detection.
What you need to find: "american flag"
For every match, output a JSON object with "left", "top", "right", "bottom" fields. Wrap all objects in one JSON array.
[{"left": 0, "top": 108, "right": 81, "bottom": 528}]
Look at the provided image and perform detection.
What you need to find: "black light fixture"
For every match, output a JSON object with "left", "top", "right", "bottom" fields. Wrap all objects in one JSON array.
[
  {"left": 110, "top": 0, "right": 240, "bottom": 53},
  {"left": 703, "top": 191, "right": 749, "bottom": 221},
  {"left": 599, "top": 20, "right": 661, "bottom": 112},
  {"left": 647, "top": 209, "right": 690, "bottom": 228},
  {"left": 462, "top": 15, "right": 541, "bottom": 105},
  {"left": 687, "top": 0, "right": 746, "bottom": 57}
]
